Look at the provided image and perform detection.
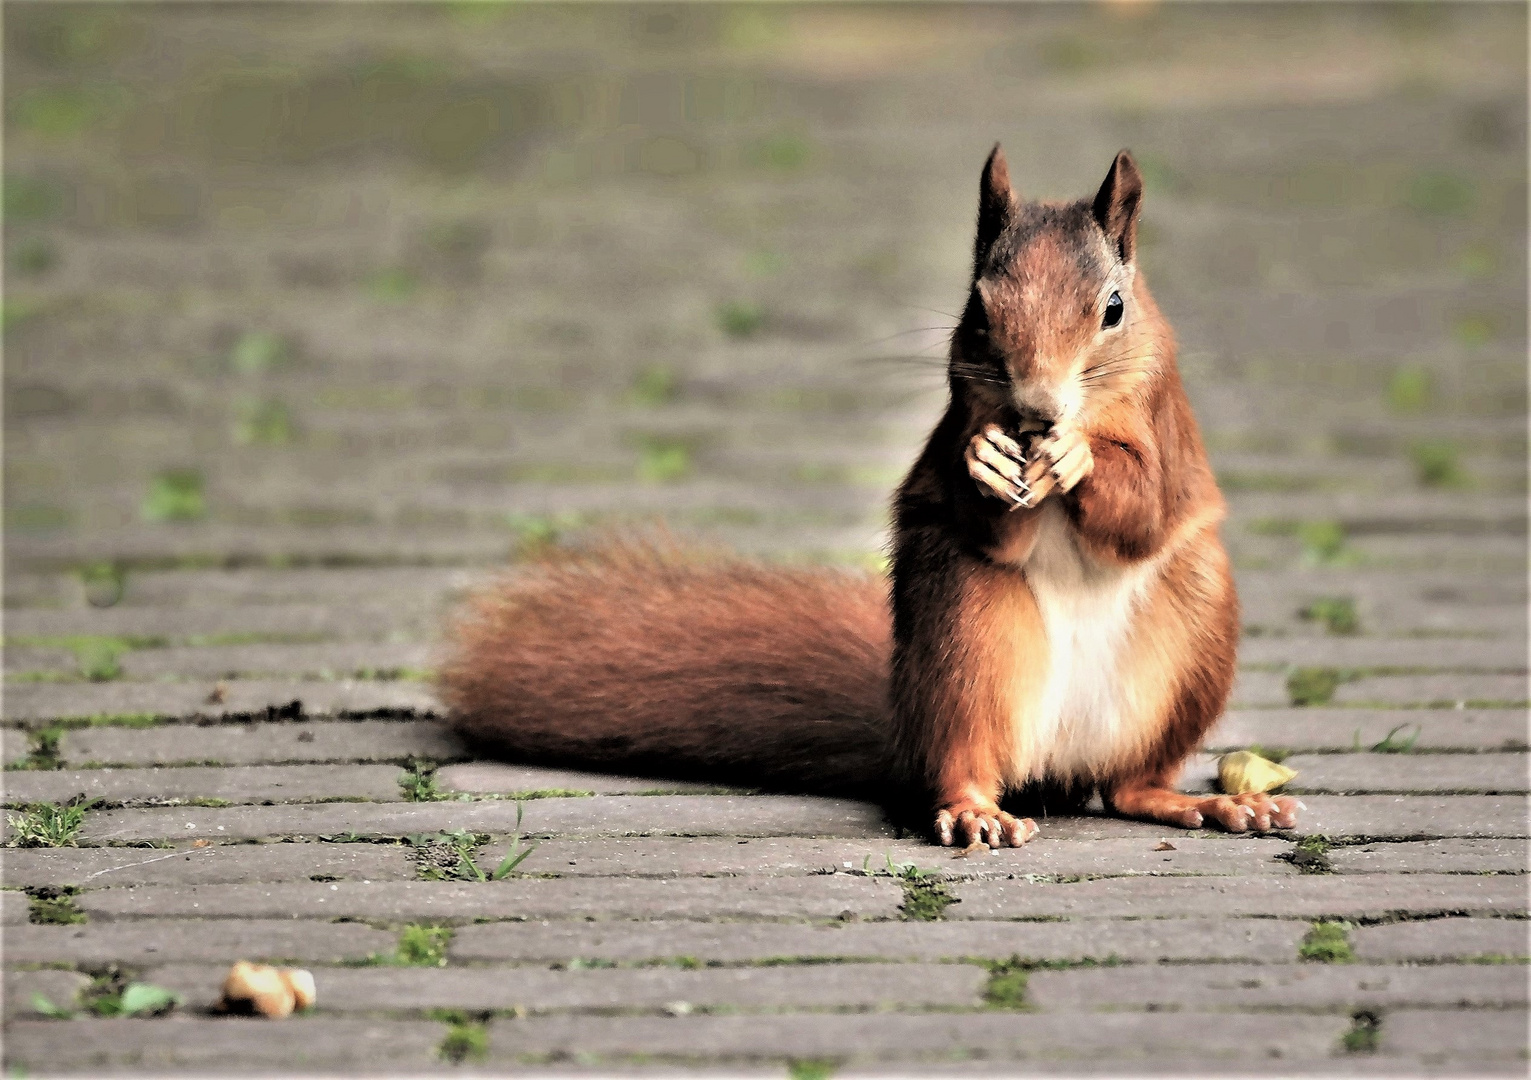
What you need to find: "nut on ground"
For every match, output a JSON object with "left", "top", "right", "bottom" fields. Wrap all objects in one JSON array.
[{"left": 220, "top": 960, "right": 316, "bottom": 1018}]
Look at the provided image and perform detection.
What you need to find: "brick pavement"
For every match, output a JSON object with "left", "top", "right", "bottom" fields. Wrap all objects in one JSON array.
[{"left": 3, "top": 3, "right": 1527, "bottom": 1075}]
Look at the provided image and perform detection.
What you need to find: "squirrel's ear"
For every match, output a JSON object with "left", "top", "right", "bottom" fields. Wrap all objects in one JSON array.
[
  {"left": 974, "top": 143, "right": 1016, "bottom": 276},
  {"left": 1092, "top": 149, "right": 1144, "bottom": 264}
]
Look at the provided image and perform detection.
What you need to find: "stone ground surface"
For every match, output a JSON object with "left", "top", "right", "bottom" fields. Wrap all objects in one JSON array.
[{"left": 3, "top": 3, "right": 1529, "bottom": 1077}]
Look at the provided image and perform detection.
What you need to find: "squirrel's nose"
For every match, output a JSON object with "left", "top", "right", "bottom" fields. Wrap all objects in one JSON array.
[{"left": 1011, "top": 385, "right": 1060, "bottom": 426}]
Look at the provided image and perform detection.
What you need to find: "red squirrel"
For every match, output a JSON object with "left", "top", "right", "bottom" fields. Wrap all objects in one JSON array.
[{"left": 440, "top": 147, "right": 1301, "bottom": 847}]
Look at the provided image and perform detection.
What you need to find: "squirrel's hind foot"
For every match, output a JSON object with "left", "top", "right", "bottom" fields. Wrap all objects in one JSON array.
[{"left": 1107, "top": 785, "right": 1301, "bottom": 832}]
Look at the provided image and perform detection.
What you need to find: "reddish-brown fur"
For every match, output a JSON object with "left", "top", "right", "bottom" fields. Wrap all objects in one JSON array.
[
  {"left": 439, "top": 148, "right": 1299, "bottom": 845},
  {"left": 439, "top": 540, "right": 890, "bottom": 798}
]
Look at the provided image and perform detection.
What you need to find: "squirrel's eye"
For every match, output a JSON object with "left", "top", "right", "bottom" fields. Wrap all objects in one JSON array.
[{"left": 1102, "top": 291, "right": 1124, "bottom": 329}]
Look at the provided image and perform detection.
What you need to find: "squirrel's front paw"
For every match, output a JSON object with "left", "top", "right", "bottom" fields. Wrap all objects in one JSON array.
[
  {"left": 965, "top": 425, "right": 1034, "bottom": 508},
  {"left": 934, "top": 799, "right": 1038, "bottom": 849},
  {"left": 1026, "top": 425, "right": 1094, "bottom": 495}
]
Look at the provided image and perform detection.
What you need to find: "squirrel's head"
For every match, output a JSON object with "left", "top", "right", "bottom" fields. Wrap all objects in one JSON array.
[{"left": 953, "top": 145, "right": 1162, "bottom": 425}]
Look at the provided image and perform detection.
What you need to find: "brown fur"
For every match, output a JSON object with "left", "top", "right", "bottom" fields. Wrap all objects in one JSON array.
[
  {"left": 889, "top": 146, "right": 1293, "bottom": 845},
  {"left": 439, "top": 539, "right": 890, "bottom": 798},
  {"left": 439, "top": 148, "right": 1298, "bottom": 844}
]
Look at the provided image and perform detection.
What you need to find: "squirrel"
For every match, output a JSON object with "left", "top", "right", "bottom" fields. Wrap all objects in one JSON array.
[{"left": 438, "top": 146, "right": 1302, "bottom": 848}]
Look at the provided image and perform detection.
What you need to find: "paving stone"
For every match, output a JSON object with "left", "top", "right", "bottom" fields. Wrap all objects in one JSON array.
[
  {"left": 144, "top": 962, "right": 987, "bottom": 1013},
  {"left": 78, "top": 794, "right": 896, "bottom": 844},
  {"left": 2, "top": 919, "right": 397, "bottom": 966},
  {"left": 2, "top": 764, "right": 406, "bottom": 806},
  {"left": 479, "top": 1011, "right": 1353, "bottom": 1063},
  {"left": 4, "top": 645, "right": 77, "bottom": 677},
  {"left": 1282, "top": 753, "right": 1529, "bottom": 794},
  {"left": 3, "top": 969, "right": 91, "bottom": 1019},
  {"left": 119, "top": 642, "right": 434, "bottom": 680},
  {"left": 1328, "top": 839, "right": 1531, "bottom": 874},
  {"left": 949, "top": 873, "right": 1527, "bottom": 922},
  {"left": 1351, "top": 918, "right": 1531, "bottom": 963},
  {"left": 1378, "top": 1008, "right": 1530, "bottom": 1063},
  {"left": 75, "top": 875, "right": 904, "bottom": 922},
  {"left": 4, "top": 680, "right": 438, "bottom": 724},
  {"left": 1230, "top": 670, "right": 1531, "bottom": 710},
  {"left": 2, "top": 890, "right": 31, "bottom": 925},
  {"left": 488, "top": 835, "right": 1296, "bottom": 880},
  {"left": 1228, "top": 670, "right": 1288, "bottom": 707},
  {"left": 1208, "top": 710, "right": 1529, "bottom": 752},
  {"left": 60, "top": 720, "right": 466, "bottom": 767},
  {"left": 2, "top": 602, "right": 441, "bottom": 645},
  {"left": 72, "top": 567, "right": 480, "bottom": 610},
  {"left": 2, "top": 726, "right": 32, "bottom": 766},
  {"left": 1335, "top": 673, "right": 1528, "bottom": 707},
  {"left": 1, "top": 841, "right": 415, "bottom": 888},
  {"left": 1238, "top": 636, "right": 1530, "bottom": 672},
  {"left": 2, "top": 1016, "right": 445, "bottom": 1073},
  {"left": 435, "top": 762, "right": 736, "bottom": 796},
  {"left": 1024, "top": 963, "right": 1528, "bottom": 1012},
  {"left": 1295, "top": 795, "right": 1529, "bottom": 839}
]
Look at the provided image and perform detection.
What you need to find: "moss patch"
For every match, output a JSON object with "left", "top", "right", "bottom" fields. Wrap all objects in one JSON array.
[
  {"left": 396, "top": 923, "right": 453, "bottom": 967},
  {"left": 1300, "top": 596, "right": 1359, "bottom": 636},
  {"left": 1282, "top": 835, "right": 1333, "bottom": 874},
  {"left": 1341, "top": 1009, "right": 1382, "bottom": 1053},
  {"left": 1299, "top": 921, "right": 1354, "bottom": 963},
  {"left": 28, "top": 886, "right": 85, "bottom": 924}
]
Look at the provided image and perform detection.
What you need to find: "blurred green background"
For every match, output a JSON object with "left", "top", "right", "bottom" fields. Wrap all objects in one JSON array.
[{"left": 4, "top": 1, "right": 1526, "bottom": 584}]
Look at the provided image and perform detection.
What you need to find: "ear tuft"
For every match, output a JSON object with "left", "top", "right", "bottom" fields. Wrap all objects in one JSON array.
[
  {"left": 1092, "top": 149, "right": 1144, "bottom": 263},
  {"left": 973, "top": 143, "right": 1017, "bottom": 277}
]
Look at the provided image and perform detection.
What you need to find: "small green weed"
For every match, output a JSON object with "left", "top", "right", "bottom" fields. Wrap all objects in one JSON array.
[
  {"left": 716, "top": 300, "right": 765, "bottom": 338},
  {"left": 233, "top": 397, "right": 295, "bottom": 445},
  {"left": 631, "top": 364, "right": 679, "bottom": 406},
  {"left": 142, "top": 470, "right": 205, "bottom": 523},
  {"left": 1286, "top": 667, "right": 1349, "bottom": 707},
  {"left": 1282, "top": 835, "right": 1333, "bottom": 875},
  {"left": 75, "top": 638, "right": 123, "bottom": 681},
  {"left": 1409, "top": 440, "right": 1468, "bottom": 488},
  {"left": 79, "top": 561, "right": 125, "bottom": 607},
  {"left": 1299, "top": 921, "right": 1354, "bottom": 963},
  {"left": 6, "top": 797, "right": 97, "bottom": 848},
  {"left": 396, "top": 923, "right": 453, "bottom": 967},
  {"left": 399, "top": 760, "right": 441, "bottom": 802},
  {"left": 411, "top": 803, "right": 538, "bottom": 882},
  {"left": 982, "top": 961, "right": 1030, "bottom": 1009},
  {"left": 787, "top": 1060, "right": 838, "bottom": 1080},
  {"left": 864, "top": 854, "right": 954, "bottom": 921},
  {"left": 78, "top": 971, "right": 180, "bottom": 1018},
  {"left": 1341, "top": 1009, "right": 1382, "bottom": 1053},
  {"left": 31, "top": 991, "right": 75, "bottom": 1018},
  {"left": 1370, "top": 723, "right": 1421, "bottom": 754},
  {"left": 437, "top": 1017, "right": 489, "bottom": 1064},
  {"left": 1300, "top": 596, "right": 1358, "bottom": 636},
  {"left": 1386, "top": 365, "right": 1432, "bottom": 413},
  {"left": 10, "top": 727, "right": 64, "bottom": 771},
  {"left": 364, "top": 267, "right": 418, "bottom": 302},
  {"left": 1297, "top": 520, "right": 1349, "bottom": 565},
  {"left": 228, "top": 331, "right": 289, "bottom": 374},
  {"left": 634, "top": 434, "right": 693, "bottom": 483},
  {"left": 28, "top": 886, "right": 85, "bottom": 924}
]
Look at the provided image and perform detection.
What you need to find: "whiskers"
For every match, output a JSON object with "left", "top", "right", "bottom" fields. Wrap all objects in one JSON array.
[{"left": 1079, "top": 343, "right": 1159, "bottom": 388}]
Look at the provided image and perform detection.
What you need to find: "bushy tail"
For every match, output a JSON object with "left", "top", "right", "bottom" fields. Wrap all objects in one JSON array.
[{"left": 438, "top": 540, "right": 892, "bottom": 796}]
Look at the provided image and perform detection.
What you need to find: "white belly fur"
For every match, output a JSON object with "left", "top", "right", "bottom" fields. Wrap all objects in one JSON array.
[{"left": 1013, "top": 501, "right": 1164, "bottom": 784}]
